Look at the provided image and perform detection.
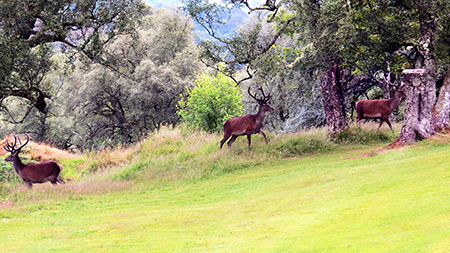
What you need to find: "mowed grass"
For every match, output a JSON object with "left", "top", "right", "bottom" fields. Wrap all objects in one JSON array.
[{"left": 1, "top": 126, "right": 450, "bottom": 252}]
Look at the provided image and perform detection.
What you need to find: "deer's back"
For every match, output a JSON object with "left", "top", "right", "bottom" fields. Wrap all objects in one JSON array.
[
  {"left": 20, "top": 162, "right": 61, "bottom": 182},
  {"left": 224, "top": 115, "right": 260, "bottom": 135},
  {"left": 356, "top": 99, "right": 392, "bottom": 114}
]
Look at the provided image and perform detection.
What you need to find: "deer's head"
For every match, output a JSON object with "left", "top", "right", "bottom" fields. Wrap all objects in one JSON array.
[
  {"left": 4, "top": 134, "right": 29, "bottom": 162},
  {"left": 248, "top": 86, "right": 274, "bottom": 113}
]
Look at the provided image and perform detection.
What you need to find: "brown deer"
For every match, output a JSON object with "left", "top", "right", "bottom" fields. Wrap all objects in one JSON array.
[
  {"left": 220, "top": 86, "right": 274, "bottom": 149},
  {"left": 356, "top": 87, "right": 406, "bottom": 132},
  {"left": 3, "top": 134, "right": 65, "bottom": 189}
]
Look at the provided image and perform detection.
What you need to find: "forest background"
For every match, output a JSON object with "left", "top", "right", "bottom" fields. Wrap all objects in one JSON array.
[{"left": 1, "top": 0, "right": 450, "bottom": 151}]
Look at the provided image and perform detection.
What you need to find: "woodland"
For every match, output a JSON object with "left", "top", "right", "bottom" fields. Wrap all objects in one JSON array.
[
  {"left": 3, "top": 2, "right": 450, "bottom": 251},
  {"left": 1, "top": 0, "right": 450, "bottom": 151}
]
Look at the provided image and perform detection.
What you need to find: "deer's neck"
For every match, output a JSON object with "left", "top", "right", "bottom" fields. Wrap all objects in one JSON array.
[
  {"left": 254, "top": 106, "right": 267, "bottom": 127},
  {"left": 256, "top": 106, "right": 267, "bottom": 119},
  {"left": 389, "top": 93, "right": 402, "bottom": 109},
  {"left": 11, "top": 156, "right": 26, "bottom": 174}
]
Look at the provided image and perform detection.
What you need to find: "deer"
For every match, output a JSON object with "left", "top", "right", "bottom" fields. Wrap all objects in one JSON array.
[
  {"left": 356, "top": 87, "right": 406, "bottom": 132},
  {"left": 220, "top": 86, "right": 274, "bottom": 149},
  {"left": 3, "top": 134, "right": 65, "bottom": 189}
]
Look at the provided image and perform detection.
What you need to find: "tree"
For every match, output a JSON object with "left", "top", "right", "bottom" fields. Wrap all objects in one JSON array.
[
  {"left": 184, "top": 0, "right": 450, "bottom": 143},
  {"left": 183, "top": 0, "right": 350, "bottom": 135},
  {"left": 392, "top": 1, "right": 438, "bottom": 144},
  {"left": 178, "top": 72, "right": 243, "bottom": 132},
  {"left": 0, "top": 0, "right": 145, "bottom": 121},
  {"left": 60, "top": 8, "right": 203, "bottom": 150},
  {"left": 0, "top": 7, "right": 204, "bottom": 150}
]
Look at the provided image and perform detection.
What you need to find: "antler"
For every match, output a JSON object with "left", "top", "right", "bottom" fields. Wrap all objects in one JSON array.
[
  {"left": 248, "top": 86, "right": 271, "bottom": 104},
  {"left": 3, "top": 134, "right": 29, "bottom": 153}
]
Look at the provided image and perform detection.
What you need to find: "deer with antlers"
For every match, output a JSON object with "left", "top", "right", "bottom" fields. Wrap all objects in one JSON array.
[
  {"left": 220, "top": 86, "right": 274, "bottom": 149},
  {"left": 3, "top": 134, "right": 65, "bottom": 189}
]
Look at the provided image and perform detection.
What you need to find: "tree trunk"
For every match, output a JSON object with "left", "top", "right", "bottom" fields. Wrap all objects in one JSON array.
[
  {"left": 320, "top": 61, "right": 348, "bottom": 135},
  {"left": 391, "top": 1, "right": 437, "bottom": 146},
  {"left": 432, "top": 70, "right": 450, "bottom": 130},
  {"left": 391, "top": 69, "right": 435, "bottom": 145}
]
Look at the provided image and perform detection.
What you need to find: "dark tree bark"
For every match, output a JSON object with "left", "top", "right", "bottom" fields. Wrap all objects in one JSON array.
[
  {"left": 320, "top": 61, "right": 348, "bottom": 135},
  {"left": 392, "top": 69, "right": 435, "bottom": 145}
]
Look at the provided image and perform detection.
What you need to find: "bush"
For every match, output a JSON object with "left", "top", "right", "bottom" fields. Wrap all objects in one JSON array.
[
  {"left": 0, "top": 159, "right": 18, "bottom": 183},
  {"left": 331, "top": 126, "right": 395, "bottom": 144},
  {"left": 177, "top": 72, "right": 243, "bottom": 132},
  {"left": 274, "top": 137, "right": 332, "bottom": 157}
]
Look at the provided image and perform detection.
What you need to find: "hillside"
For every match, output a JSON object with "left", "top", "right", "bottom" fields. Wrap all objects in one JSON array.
[{"left": 1, "top": 126, "right": 450, "bottom": 252}]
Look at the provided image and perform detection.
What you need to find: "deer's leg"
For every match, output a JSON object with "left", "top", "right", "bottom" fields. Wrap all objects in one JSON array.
[
  {"left": 26, "top": 182, "right": 33, "bottom": 189},
  {"left": 227, "top": 135, "right": 238, "bottom": 147},
  {"left": 247, "top": 134, "right": 252, "bottom": 147},
  {"left": 220, "top": 134, "right": 231, "bottom": 149},
  {"left": 377, "top": 119, "right": 384, "bottom": 132},
  {"left": 57, "top": 175, "right": 66, "bottom": 184},
  {"left": 384, "top": 117, "right": 394, "bottom": 132},
  {"left": 259, "top": 130, "right": 268, "bottom": 144}
]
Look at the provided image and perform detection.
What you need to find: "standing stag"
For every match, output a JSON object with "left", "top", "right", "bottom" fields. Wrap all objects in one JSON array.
[
  {"left": 3, "top": 134, "right": 65, "bottom": 189},
  {"left": 220, "top": 86, "right": 274, "bottom": 149},
  {"left": 356, "top": 87, "right": 406, "bottom": 132}
]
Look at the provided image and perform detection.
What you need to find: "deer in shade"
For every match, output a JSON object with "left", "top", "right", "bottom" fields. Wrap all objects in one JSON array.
[
  {"left": 220, "top": 86, "right": 274, "bottom": 149},
  {"left": 3, "top": 134, "right": 65, "bottom": 189},
  {"left": 356, "top": 87, "right": 406, "bottom": 132}
]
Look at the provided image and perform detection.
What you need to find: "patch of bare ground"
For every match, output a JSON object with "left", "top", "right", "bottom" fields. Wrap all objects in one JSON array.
[{"left": 427, "top": 131, "right": 450, "bottom": 143}]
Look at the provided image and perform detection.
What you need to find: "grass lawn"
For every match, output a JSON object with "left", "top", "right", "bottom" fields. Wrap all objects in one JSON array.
[{"left": 1, "top": 131, "right": 450, "bottom": 252}]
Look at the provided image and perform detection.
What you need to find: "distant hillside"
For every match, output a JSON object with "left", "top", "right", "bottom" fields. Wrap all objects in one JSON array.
[
  {"left": 193, "top": 8, "right": 249, "bottom": 41},
  {"left": 144, "top": 0, "right": 249, "bottom": 41},
  {"left": 145, "top": 0, "right": 181, "bottom": 8}
]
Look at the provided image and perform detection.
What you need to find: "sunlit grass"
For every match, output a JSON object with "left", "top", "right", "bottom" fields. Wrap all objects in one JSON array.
[{"left": 3, "top": 124, "right": 450, "bottom": 252}]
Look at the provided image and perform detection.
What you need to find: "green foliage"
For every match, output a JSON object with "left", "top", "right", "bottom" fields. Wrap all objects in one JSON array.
[
  {"left": 0, "top": 8, "right": 204, "bottom": 151},
  {"left": 177, "top": 72, "right": 243, "bottom": 132},
  {"left": 0, "top": 0, "right": 144, "bottom": 118},
  {"left": 0, "top": 159, "right": 17, "bottom": 183}
]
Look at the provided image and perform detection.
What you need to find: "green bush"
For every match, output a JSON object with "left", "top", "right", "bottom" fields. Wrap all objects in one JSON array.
[
  {"left": 275, "top": 137, "right": 332, "bottom": 157},
  {"left": 0, "top": 160, "right": 17, "bottom": 182},
  {"left": 331, "top": 126, "right": 395, "bottom": 144},
  {"left": 177, "top": 72, "right": 243, "bottom": 132}
]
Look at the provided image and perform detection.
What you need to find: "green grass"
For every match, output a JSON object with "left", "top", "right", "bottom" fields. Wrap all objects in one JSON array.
[{"left": 1, "top": 125, "right": 450, "bottom": 252}]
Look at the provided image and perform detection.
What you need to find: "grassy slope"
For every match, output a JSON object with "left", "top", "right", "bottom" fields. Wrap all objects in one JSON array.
[{"left": 1, "top": 126, "right": 450, "bottom": 252}]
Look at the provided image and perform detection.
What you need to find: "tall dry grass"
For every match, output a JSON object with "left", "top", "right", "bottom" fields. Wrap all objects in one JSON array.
[{"left": 1, "top": 123, "right": 400, "bottom": 206}]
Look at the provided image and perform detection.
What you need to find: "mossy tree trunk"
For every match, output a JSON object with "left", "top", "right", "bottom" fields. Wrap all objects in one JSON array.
[
  {"left": 320, "top": 61, "right": 348, "bottom": 136},
  {"left": 391, "top": 1, "right": 437, "bottom": 146},
  {"left": 432, "top": 70, "right": 450, "bottom": 130},
  {"left": 392, "top": 69, "right": 435, "bottom": 145}
]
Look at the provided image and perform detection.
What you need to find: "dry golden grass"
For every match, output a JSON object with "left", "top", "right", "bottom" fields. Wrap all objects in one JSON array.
[{"left": 0, "top": 135, "right": 78, "bottom": 162}]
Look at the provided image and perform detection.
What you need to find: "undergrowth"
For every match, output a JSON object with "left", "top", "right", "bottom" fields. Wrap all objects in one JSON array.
[
  {"left": 0, "top": 124, "right": 399, "bottom": 202},
  {"left": 86, "top": 125, "right": 398, "bottom": 186}
]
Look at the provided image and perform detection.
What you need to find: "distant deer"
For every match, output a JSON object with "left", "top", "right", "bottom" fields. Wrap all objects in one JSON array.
[
  {"left": 356, "top": 87, "right": 406, "bottom": 132},
  {"left": 3, "top": 134, "right": 65, "bottom": 189},
  {"left": 220, "top": 86, "right": 274, "bottom": 149}
]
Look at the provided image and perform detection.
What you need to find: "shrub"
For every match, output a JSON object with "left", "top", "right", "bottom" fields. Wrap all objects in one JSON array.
[
  {"left": 274, "top": 137, "right": 332, "bottom": 157},
  {"left": 0, "top": 160, "right": 17, "bottom": 182},
  {"left": 177, "top": 72, "right": 243, "bottom": 132},
  {"left": 331, "top": 126, "right": 395, "bottom": 144}
]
